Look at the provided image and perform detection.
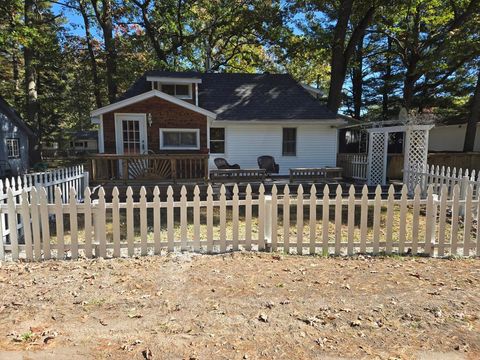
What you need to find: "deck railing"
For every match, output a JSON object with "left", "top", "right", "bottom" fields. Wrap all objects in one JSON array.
[
  {"left": 89, "top": 154, "right": 209, "bottom": 182},
  {"left": 337, "top": 153, "right": 368, "bottom": 181}
]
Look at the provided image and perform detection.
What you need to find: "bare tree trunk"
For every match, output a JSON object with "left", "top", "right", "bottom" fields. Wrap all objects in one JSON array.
[
  {"left": 382, "top": 37, "right": 392, "bottom": 118},
  {"left": 12, "top": 51, "right": 21, "bottom": 106},
  {"left": 327, "top": 0, "right": 353, "bottom": 114},
  {"left": 91, "top": 0, "right": 118, "bottom": 102},
  {"left": 463, "top": 69, "right": 480, "bottom": 152},
  {"left": 326, "top": 0, "right": 375, "bottom": 114},
  {"left": 352, "top": 34, "right": 364, "bottom": 119},
  {"left": 79, "top": 0, "right": 103, "bottom": 108},
  {"left": 24, "top": 0, "right": 39, "bottom": 131}
]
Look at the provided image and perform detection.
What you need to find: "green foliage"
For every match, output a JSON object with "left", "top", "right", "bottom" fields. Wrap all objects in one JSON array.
[{"left": 0, "top": 0, "right": 478, "bottom": 147}]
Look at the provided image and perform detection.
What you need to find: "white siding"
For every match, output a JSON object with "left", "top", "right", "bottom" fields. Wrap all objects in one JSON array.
[
  {"left": 209, "top": 123, "right": 338, "bottom": 174},
  {"left": 429, "top": 124, "right": 480, "bottom": 152}
]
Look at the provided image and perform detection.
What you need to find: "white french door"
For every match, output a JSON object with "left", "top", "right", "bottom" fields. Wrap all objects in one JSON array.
[
  {"left": 115, "top": 114, "right": 148, "bottom": 155},
  {"left": 115, "top": 114, "right": 148, "bottom": 178}
]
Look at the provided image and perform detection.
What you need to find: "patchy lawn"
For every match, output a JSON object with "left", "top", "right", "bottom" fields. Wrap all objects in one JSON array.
[{"left": 0, "top": 253, "right": 479, "bottom": 359}]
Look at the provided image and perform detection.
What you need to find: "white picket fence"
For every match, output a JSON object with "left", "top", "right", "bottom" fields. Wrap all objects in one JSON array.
[
  {"left": 0, "top": 165, "right": 88, "bottom": 246},
  {"left": 405, "top": 164, "right": 480, "bottom": 205},
  {"left": 1, "top": 180, "right": 479, "bottom": 262}
]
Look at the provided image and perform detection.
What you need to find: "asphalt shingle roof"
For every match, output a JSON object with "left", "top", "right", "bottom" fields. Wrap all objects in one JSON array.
[{"left": 117, "top": 71, "right": 337, "bottom": 121}]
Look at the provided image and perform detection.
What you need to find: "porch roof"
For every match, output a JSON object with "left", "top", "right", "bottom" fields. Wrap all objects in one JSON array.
[{"left": 90, "top": 90, "right": 217, "bottom": 119}]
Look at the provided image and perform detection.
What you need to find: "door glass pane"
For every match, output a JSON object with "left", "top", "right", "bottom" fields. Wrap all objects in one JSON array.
[{"left": 122, "top": 120, "right": 141, "bottom": 154}]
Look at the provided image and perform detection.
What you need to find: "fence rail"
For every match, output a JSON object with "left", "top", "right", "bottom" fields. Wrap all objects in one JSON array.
[{"left": 1, "top": 180, "right": 479, "bottom": 262}]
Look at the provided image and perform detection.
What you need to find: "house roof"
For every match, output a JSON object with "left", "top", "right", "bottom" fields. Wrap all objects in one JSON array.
[
  {"left": 115, "top": 71, "right": 340, "bottom": 121},
  {"left": 0, "top": 96, "right": 36, "bottom": 137}
]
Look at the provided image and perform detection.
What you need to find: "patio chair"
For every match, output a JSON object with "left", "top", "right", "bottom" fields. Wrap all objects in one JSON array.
[
  {"left": 214, "top": 157, "right": 240, "bottom": 170},
  {"left": 257, "top": 155, "right": 279, "bottom": 174}
]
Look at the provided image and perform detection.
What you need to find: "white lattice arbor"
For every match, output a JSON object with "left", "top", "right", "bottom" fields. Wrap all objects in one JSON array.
[{"left": 366, "top": 124, "right": 433, "bottom": 187}]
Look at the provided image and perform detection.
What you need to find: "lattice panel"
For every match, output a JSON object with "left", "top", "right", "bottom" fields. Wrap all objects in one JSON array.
[
  {"left": 404, "top": 129, "right": 429, "bottom": 192},
  {"left": 367, "top": 132, "right": 386, "bottom": 185}
]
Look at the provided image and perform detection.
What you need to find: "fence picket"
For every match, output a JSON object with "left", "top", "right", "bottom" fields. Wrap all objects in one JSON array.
[
  {"left": 31, "top": 188, "right": 41, "bottom": 261},
  {"left": 97, "top": 187, "right": 107, "bottom": 258},
  {"left": 167, "top": 186, "right": 175, "bottom": 253},
  {"left": 296, "top": 185, "right": 304, "bottom": 255},
  {"left": 322, "top": 185, "right": 329, "bottom": 255},
  {"left": 39, "top": 188, "right": 51, "bottom": 260},
  {"left": 309, "top": 185, "right": 316, "bottom": 255},
  {"left": 20, "top": 191, "right": 33, "bottom": 261},
  {"left": 411, "top": 185, "right": 421, "bottom": 255},
  {"left": 126, "top": 186, "right": 135, "bottom": 256},
  {"left": 450, "top": 184, "right": 460, "bottom": 255},
  {"left": 283, "top": 185, "right": 290, "bottom": 253},
  {"left": 54, "top": 187, "right": 64, "bottom": 260},
  {"left": 398, "top": 185, "right": 407, "bottom": 254},
  {"left": 232, "top": 184, "right": 239, "bottom": 251},
  {"left": 153, "top": 186, "right": 161, "bottom": 254},
  {"left": 385, "top": 185, "right": 394, "bottom": 255},
  {"left": 360, "top": 185, "right": 368, "bottom": 253},
  {"left": 206, "top": 185, "right": 213, "bottom": 253},
  {"left": 193, "top": 186, "right": 200, "bottom": 252},
  {"left": 271, "top": 185, "right": 278, "bottom": 252},
  {"left": 68, "top": 187, "right": 78, "bottom": 260},
  {"left": 245, "top": 184, "right": 252, "bottom": 251},
  {"left": 424, "top": 186, "right": 435, "bottom": 256},
  {"left": 7, "top": 190, "right": 19, "bottom": 261},
  {"left": 84, "top": 187, "right": 93, "bottom": 259},
  {"left": 140, "top": 186, "right": 148, "bottom": 255},
  {"left": 463, "top": 184, "right": 473, "bottom": 256},
  {"left": 258, "top": 184, "right": 265, "bottom": 251},
  {"left": 476, "top": 189, "right": 480, "bottom": 256},
  {"left": 372, "top": 186, "right": 382, "bottom": 255},
  {"left": 347, "top": 185, "right": 355, "bottom": 256},
  {"left": 334, "top": 185, "right": 342, "bottom": 256},
  {"left": 219, "top": 185, "right": 227, "bottom": 252},
  {"left": 437, "top": 185, "right": 447, "bottom": 257}
]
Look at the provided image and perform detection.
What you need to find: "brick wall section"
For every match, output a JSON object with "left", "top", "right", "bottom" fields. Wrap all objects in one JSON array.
[{"left": 102, "top": 97, "right": 208, "bottom": 154}]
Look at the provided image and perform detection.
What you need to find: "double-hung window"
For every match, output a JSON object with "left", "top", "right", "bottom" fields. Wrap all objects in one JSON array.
[
  {"left": 6, "top": 138, "right": 20, "bottom": 159},
  {"left": 282, "top": 128, "right": 296, "bottom": 156},
  {"left": 160, "top": 129, "right": 200, "bottom": 150},
  {"left": 210, "top": 128, "right": 225, "bottom": 154}
]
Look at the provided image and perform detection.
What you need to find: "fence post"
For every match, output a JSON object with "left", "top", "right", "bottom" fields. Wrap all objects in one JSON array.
[
  {"left": 264, "top": 195, "right": 272, "bottom": 252},
  {"left": 459, "top": 175, "right": 469, "bottom": 216},
  {"left": 83, "top": 170, "right": 89, "bottom": 195}
]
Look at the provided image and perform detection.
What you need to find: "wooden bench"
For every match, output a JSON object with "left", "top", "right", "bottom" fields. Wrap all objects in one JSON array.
[
  {"left": 289, "top": 167, "right": 343, "bottom": 183},
  {"left": 210, "top": 169, "right": 266, "bottom": 184}
]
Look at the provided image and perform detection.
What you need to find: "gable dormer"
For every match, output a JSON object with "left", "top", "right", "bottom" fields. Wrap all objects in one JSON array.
[{"left": 146, "top": 75, "right": 202, "bottom": 106}]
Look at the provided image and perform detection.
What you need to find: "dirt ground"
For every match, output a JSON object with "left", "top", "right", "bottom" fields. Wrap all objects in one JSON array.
[{"left": 0, "top": 253, "right": 479, "bottom": 360}]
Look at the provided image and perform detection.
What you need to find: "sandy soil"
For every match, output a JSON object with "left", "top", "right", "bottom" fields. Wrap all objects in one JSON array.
[{"left": 0, "top": 253, "right": 479, "bottom": 360}]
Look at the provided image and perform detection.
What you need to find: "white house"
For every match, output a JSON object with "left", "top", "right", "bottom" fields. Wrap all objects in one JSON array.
[{"left": 89, "top": 71, "right": 345, "bottom": 179}]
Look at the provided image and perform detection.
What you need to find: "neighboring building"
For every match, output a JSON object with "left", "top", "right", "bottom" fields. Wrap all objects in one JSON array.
[
  {"left": 90, "top": 71, "right": 344, "bottom": 175},
  {"left": 0, "top": 96, "right": 36, "bottom": 177},
  {"left": 69, "top": 130, "right": 98, "bottom": 154},
  {"left": 429, "top": 121, "right": 480, "bottom": 152}
]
